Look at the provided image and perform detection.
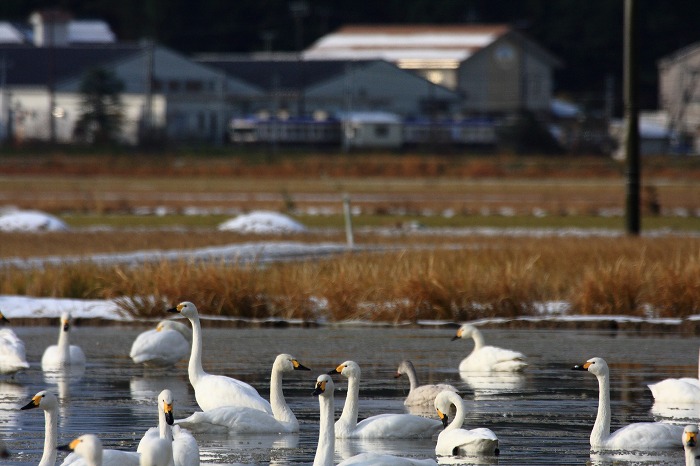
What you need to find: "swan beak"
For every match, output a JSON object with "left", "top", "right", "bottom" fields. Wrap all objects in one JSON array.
[
  {"left": 20, "top": 395, "right": 41, "bottom": 410},
  {"left": 312, "top": 380, "right": 327, "bottom": 396},
  {"left": 686, "top": 431, "right": 697, "bottom": 447},
  {"left": 164, "top": 402, "right": 174, "bottom": 425},
  {"left": 394, "top": 372, "right": 403, "bottom": 379},
  {"left": 0, "top": 313, "right": 9, "bottom": 323},
  {"left": 436, "top": 408, "right": 448, "bottom": 429},
  {"left": 57, "top": 437, "right": 81, "bottom": 452},
  {"left": 167, "top": 306, "right": 179, "bottom": 314},
  {"left": 451, "top": 328, "right": 462, "bottom": 341},
  {"left": 572, "top": 361, "right": 592, "bottom": 371},
  {"left": 328, "top": 364, "right": 344, "bottom": 375},
  {"left": 292, "top": 360, "right": 311, "bottom": 371},
  {"left": 62, "top": 320, "right": 70, "bottom": 331}
]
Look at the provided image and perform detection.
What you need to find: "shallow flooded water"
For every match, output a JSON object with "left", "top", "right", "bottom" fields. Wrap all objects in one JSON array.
[{"left": 1, "top": 323, "right": 697, "bottom": 465}]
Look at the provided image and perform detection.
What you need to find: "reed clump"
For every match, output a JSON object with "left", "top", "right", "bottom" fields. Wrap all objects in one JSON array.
[{"left": 3, "top": 235, "right": 700, "bottom": 322}]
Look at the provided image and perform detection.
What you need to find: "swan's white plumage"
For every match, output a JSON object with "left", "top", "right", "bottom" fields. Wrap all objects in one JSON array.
[
  {"left": 20, "top": 390, "right": 59, "bottom": 466},
  {"left": 434, "top": 390, "right": 499, "bottom": 457},
  {"left": 41, "top": 312, "right": 86, "bottom": 370},
  {"left": 138, "top": 389, "right": 199, "bottom": 466},
  {"left": 573, "top": 357, "right": 684, "bottom": 451},
  {"left": 331, "top": 361, "right": 442, "bottom": 439},
  {"left": 130, "top": 320, "right": 191, "bottom": 367},
  {"left": 452, "top": 324, "right": 526, "bottom": 373},
  {"left": 648, "top": 348, "right": 700, "bottom": 405},
  {"left": 0, "top": 314, "right": 29, "bottom": 374},
  {"left": 684, "top": 424, "right": 699, "bottom": 466},
  {"left": 395, "top": 360, "right": 458, "bottom": 407},
  {"left": 139, "top": 437, "right": 173, "bottom": 466},
  {"left": 177, "top": 353, "right": 309, "bottom": 434},
  {"left": 167, "top": 302, "right": 271, "bottom": 414},
  {"left": 312, "top": 374, "right": 437, "bottom": 466},
  {"left": 59, "top": 434, "right": 140, "bottom": 466}
]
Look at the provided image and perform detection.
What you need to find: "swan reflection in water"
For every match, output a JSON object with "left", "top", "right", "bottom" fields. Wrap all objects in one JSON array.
[
  {"left": 129, "top": 374, "right": 190, "bottom": 405},
  {"left": 42, "top": 364, "right": 85, "bottom": 402},
  {"left": 437, "top": 455, "right": 499, "bottom": 465},
  {"left": 195, "top": 432, "right": 299, "bottom": 464},
  {"left": 460, "top": 371, "right": 526, "bottom": 397},
  {"left": 650, "top": 401, "right": 700, "bottom": 421},
  {"left": 0, "top": 382, "right": 27, "bottom": 433},
  {"left": 335, "top": 437, "right": 437, "bottom": 462}
]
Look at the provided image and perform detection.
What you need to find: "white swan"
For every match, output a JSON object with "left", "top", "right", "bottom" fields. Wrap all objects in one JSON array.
[
  {"left": 177, "top": 353, "right": 310, "bottom": 434},
  {"left": 684, "top": 424, "right": 699, "bottom": 466},
  {"left": 312, "top": 374, "right": 438, "bottom": 466},
  {"left": 58, "top": 434, "right": 141, "bottom": 466},
  {"left": 648, "top": 348, "right": 700, "bottom": 405},
  {"left": 139, "top": 437, "right": 173, "bottom": 466},
  {"left": 395, "top": 360, "right": 458, "bottom": 407},
  {"left": 572, "top": 357, "right": 684, "bottom": 451},
  {"left": 452, "top": 324, "right": 526, "bottom": 372},
  {"left": 433, "top": 390, "right": 499, "bottom": 457},
  {"left": 42, "top": 312, "right": 86, "bottom": 371},
  {"left": 130, "top": 320, "right": 192, "bottom": 367},
  {"left": 138, "top": 389, "right": 199, "bottom": 466},
  {"left": 330, "top": 361, "right": 442, "bottom": 439},
  {"left": 0, "top": 311, "right": 29, "bottom": 375},
  {"left": 167, "top": 301, "right": 272, "bottom": 414},
  {"left": 20, "top": 390, "right": 59, "bottom": 466}
]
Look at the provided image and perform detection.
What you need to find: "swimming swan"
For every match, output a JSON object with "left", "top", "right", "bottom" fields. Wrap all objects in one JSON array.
[
  {"left": 41, "top": 313, "right": 86, "bottom": 371},
  {"left": 20, "top": 390, "right": 59, "bottom": 466},
  {"left": 130, "top": 320, "right": 192, "bottom": 367},
  {"left": 433, "top": 390, "right": 499, "bottom": 457},
  {"left": 0, "top": 311, "right": 29, "bottom": 375},
  {"left": 329, "top": 361, "right": 442, "bottom": 439},
  {"left": 58, "top": 434, "right": 141, "bottom": 466},
  {"left": 648, "top": 348, "right": 700, "bottom": 405},
  {"left": 312, "top": 374, "right": 438, "bottom": 466},
  {"left": 572, "top": 357, "right": 684, "bottom": 451},
  {"left": 684, "top": 424, "right": 699, "bottom": 466},
  {"left": 167, "top": 301, "right": 272, "bottom": 413},
  {"left": 138, "top": 389, "right": 199, "bottom": 466},
  {"left": 177, "top": 353, "right": 310, "bottom": 434},
  {"left": 395, "top": 360, "right": 458, "bottom": 407},
  {"left": 452, "top": 324, "right": 527, "bottom": 372}
]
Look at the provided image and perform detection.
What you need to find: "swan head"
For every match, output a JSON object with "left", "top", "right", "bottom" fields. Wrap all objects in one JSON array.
[
  {"left": 274, "top": 353, "right": 311, "bottom": 373},
  {"left": 0, "top": 310, "right": 8, "bottom": 323},
  {"left": 684, "top": 424, "right": 698, "bottom": 448},
  {"left": 313, "top": 374, "right": 334, "bottom": 398},
  {"left": 572, "top": 357, "right": 608, "bottom": 377},
  {"left": 158, "top": 389, "right": 174, "bottom": 425},
  {"left": 20, "top": 390, "right": 58, "bottom": 412},
  {"left": 394, "top": 360, "right": 415, "bottom": 378},
  {"left": 452, "top": 323, "right": 478, "bottom": 341},
  {"left": 167, "top": 301, "right": 199, "bottom": 320},
  {"left": 61, "top": 312, "right": 71, "bottom": 332},
  {"left": 328, "top": 360, "right": 360, "bottom": 378},
  {"left": 434, "top": 390, "right": 460, "bottom": 429},
  {"left": 58, "top": 434, "right": 102, "bottom": 464}
]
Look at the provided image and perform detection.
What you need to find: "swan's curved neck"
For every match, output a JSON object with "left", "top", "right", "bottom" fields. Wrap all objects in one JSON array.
[
  {"left": 39, "top": 408, "right": 58, "bottom": 466},
  {"left": 591, "top": 372, "right": 611, "bottom": 447},
  {"left": 685, "top": 445, "right": 698, "bottom": 466},
  {"left": 337, "top": 373, "right": 359, "bottom": 430},
  {"left": 470, "top": 329, "right": 485, "bottom": 350},
  {"left": 270, "top": 368, "right": 295, "bottom": 425},
  {"left": 405, "top": 366, "right": 419, "bottom": 392},
  {"left": 58, "top": 325, "right": 70, "bottom": 363},
  {"left": 446, "top": 394, "right": 465, "bottom": 432},
  {"left": 313, "top": 393, "right": 334, "bottom": 466},
  {"left": 187, "top": 315, "right": 206, "bottom": 385}
]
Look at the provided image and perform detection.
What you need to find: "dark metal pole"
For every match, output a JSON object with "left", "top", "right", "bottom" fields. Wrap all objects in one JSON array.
[{"left": 624, "top": 0, "right": 640, "bottom": 235}]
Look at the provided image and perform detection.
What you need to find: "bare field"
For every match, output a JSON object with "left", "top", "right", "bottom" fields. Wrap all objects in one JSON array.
[{"left": 2, "top": 153, "right": 700, "bottom": 322}]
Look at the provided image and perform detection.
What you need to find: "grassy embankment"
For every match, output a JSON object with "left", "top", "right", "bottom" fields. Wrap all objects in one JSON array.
[{"left": 1, "top": 152, "right": 700, "bottom": 324}]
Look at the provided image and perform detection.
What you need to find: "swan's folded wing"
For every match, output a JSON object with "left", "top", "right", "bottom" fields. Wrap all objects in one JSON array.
[
  {"left": 130, "top": 329, "right": 189, "bottom": 366},
  {"left": 436, "top": 427, "right": 498, "bottom": 456},
  {"left": 604, "top": 422, "right": 685, "bottom": 451},
  {"left": 406, "top": 384, "right": 458, "bottom": 406},
  {"left": 353, "top": 413, "right": 442, "bottom": 439},
  {"left": 176, "top": 406, "right": 290, "bottom": 434}
]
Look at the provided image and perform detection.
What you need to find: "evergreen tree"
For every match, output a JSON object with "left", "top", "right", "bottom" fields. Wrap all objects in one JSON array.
[{"left": 73, "top": 67, "right": 124, "bottom": 145}]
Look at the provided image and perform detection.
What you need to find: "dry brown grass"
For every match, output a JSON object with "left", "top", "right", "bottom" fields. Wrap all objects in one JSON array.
[{"left": 3, "top": 235, "right": 700, "bottom": 322}]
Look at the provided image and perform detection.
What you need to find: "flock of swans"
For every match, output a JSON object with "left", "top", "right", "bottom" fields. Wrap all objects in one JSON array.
[{"left": 3, "top": 304, "right": 700, "bottom": 464}]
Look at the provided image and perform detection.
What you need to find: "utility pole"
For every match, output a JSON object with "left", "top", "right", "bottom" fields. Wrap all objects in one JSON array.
[{"left": 624, "top": 0, "right": 640, "bottom": 235}]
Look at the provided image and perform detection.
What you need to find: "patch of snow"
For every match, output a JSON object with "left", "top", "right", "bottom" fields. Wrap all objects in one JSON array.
[
  {"left": 218, "top": 210, "right": 308, "bottom": 234},
  {"left": 0, "top": 209, "right": 69, "bottom": 232}
]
